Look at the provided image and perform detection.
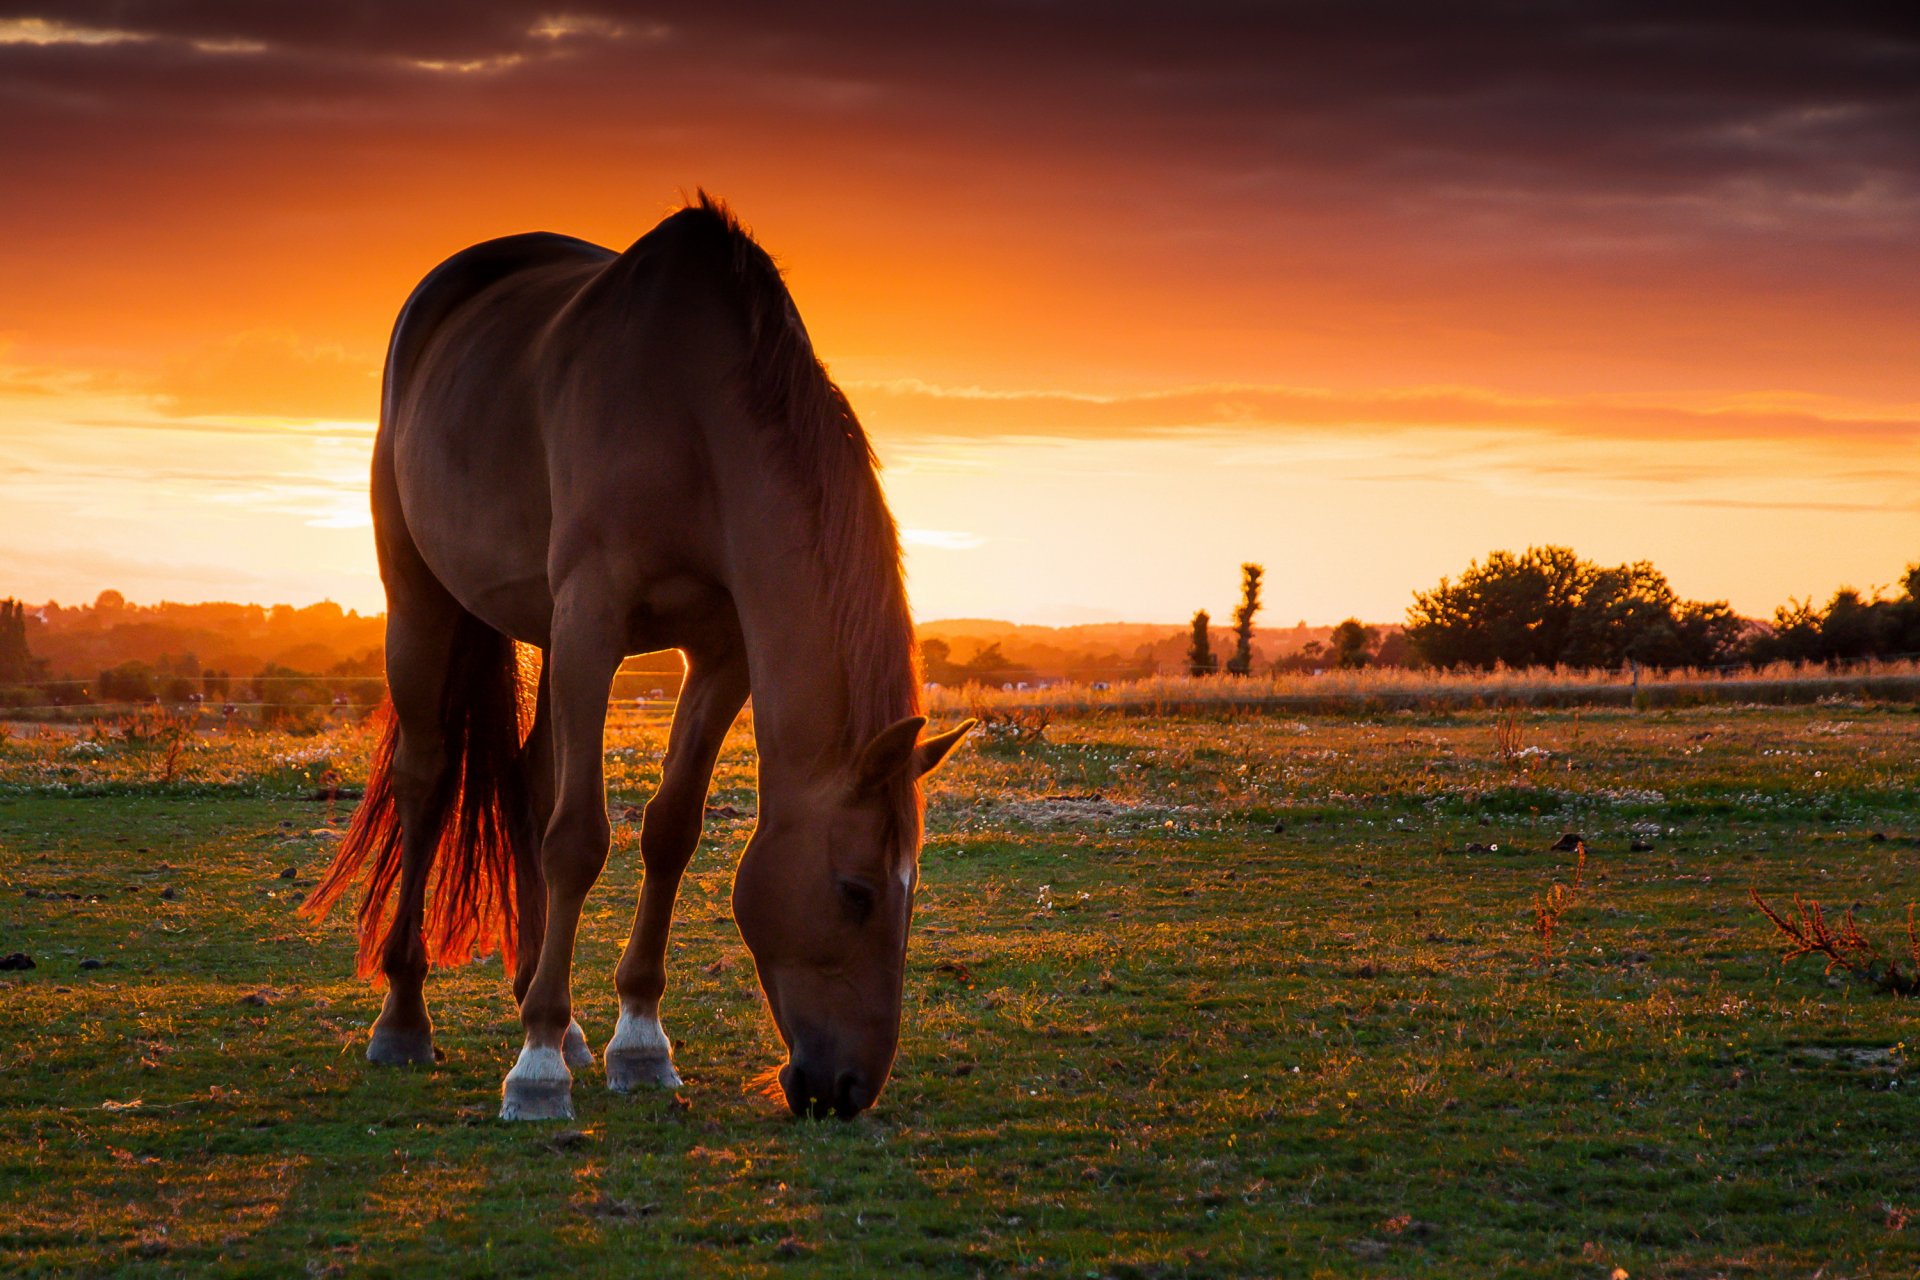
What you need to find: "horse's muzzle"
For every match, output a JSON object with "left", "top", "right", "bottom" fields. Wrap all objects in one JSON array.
[{"left": 779, "top": 1061, "right": 873, "bottom": 1120}]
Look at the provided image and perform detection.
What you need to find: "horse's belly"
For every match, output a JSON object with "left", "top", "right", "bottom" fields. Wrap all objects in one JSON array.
[{"left": 393, "top": 419, "right": 557, "bottom": 646}]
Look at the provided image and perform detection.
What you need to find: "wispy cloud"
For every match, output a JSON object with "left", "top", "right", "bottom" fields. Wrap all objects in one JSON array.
[
  {"left": 0, "top": 18, "right": 150, "bottom": 47},
  {"left": 850, "top": 378, "right": 1920, "bottom": 448},
  {"left": 901, "top": 528, "right": 985, "bottom": 550}
]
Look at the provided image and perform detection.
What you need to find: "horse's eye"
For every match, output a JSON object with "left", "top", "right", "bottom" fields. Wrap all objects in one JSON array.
[{"left": 836, "top": 877, "right": 877, "bottom": 923}]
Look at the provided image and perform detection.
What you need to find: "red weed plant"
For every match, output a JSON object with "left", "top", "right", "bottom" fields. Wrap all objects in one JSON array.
[
  {"left": 1531, "top": 838, "right": 1589, "bottom": 963},
  {"left": 1750, "top": 889, "right": 1920, "bottom": 997}
]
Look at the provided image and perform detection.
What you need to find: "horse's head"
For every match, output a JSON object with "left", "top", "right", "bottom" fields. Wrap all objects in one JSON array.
[{"left": 732, "top": 715, "right": 973, "bottom": 1118}]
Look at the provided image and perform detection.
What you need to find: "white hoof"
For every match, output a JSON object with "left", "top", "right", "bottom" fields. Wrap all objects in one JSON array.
[
  {"left": 500, "top": 1044, "right": 574, "bottom": 1121},
  {"left": 604, "top": 1010, "right": 682, "bottom": 1092},
  {"left": 562, "top": 1019, "right": 594, "bottom": 1070}
]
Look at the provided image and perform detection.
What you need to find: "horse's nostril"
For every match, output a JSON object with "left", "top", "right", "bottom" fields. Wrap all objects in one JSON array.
[
  {"left": 832, "top": 1069, "right": 871, "bottom": 1118},
  {"left": 778, "top": 1063, "right": 808, "bottom": 1116}
]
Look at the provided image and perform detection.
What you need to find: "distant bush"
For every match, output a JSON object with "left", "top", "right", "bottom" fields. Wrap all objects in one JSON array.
[
  {"left": 1328, "top": 619, "right": 1377, "bottom": 669},
  {"left": 97, "top": 660, "right": 158, "bottom": 704}
]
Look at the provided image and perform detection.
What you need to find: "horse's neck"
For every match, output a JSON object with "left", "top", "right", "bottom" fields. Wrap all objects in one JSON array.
[
  {"left": 723, "top": 500, "right": 860, "bottom": 789},
  {"left": 715, "top": 440, "right": 913, "bottom": 794},
  {"left": 739, "top": 590, "right": 852, "bottom": 786}
]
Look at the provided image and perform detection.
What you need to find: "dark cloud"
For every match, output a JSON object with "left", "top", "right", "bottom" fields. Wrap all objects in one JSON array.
[{"left": 3, "top": 2, "right": 1915, "bottom": 221}]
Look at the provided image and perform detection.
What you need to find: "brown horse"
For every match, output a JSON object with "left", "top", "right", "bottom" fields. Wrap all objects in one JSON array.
[{"left": 304, "top": 195, "right": 972, "bottom": 1121}]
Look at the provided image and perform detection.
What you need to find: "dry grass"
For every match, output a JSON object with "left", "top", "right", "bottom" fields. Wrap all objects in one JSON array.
[
  {"left": 1492, "top": 706, "right": 1524, "bottom": 767},
  {"left": 924, "top": 658, "right": 1920, "bottom": 717}
]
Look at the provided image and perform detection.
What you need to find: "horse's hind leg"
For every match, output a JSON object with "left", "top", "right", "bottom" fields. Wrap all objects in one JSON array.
[
  {"left": 606, "top": 643, "right": 748, "bottom": 1091},
  {"left": 366, "top": 591, "right": 462, "bottom": 1065}
]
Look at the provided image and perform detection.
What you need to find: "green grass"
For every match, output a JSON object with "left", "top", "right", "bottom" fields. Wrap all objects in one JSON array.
[{"left": 1, "top": 704, "right": 1917, "bottom": 1276}]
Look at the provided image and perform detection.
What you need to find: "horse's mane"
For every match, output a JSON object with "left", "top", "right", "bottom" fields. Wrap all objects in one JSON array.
[{"left": 683, "top": 192, "right": 924, "bottom": 837}]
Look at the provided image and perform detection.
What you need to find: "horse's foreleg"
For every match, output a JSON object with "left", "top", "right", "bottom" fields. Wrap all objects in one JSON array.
[
  {"left": 510, "top": 662, "right": 592, "bottom": 1070},
  {"left": 606, "top": 648, "right": 749, "bottom": 1092},
  {"left": 499, "top": 607, "right": 621, "bottom": 1121}
]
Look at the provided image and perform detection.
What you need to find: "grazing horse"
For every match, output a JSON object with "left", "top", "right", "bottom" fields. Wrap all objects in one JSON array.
[{"left": 304, "top": 195, "right": 972, "bottom": 1121}]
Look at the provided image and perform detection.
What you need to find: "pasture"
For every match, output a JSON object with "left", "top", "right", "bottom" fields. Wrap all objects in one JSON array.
[{"left": 2, "top": 702, "right": 1917, "bottom": 1276}]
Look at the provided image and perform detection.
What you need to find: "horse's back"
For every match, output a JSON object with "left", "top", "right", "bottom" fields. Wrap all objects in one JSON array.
[{"left": 384, "top": 232, "right": 612, "bottom": 421}]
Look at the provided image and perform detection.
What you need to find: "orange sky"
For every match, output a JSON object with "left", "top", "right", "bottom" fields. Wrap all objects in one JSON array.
[{"left": 2, "top": 6, "right": 1916, "bottom": 625}]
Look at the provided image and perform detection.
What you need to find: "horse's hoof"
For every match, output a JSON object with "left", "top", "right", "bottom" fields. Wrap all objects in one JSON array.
[
  {"left": 605, "top": 1049, "right": 682, "bottom": 1092},
  {"left": 604, "top": 1011, "right": 680, "bottom": 1091},
  {"left": 500, "top": 1078, "right": 575, "bottom": 1121},
  {"left": 561, "top": 1019, "right": 594, "bottom": 1071},
  {"left": 500, "top": 1045, "right": 574, "bottom": 1121},
  {"left": 366, "top": 1025, "right": 435, "bottom": 1066}
]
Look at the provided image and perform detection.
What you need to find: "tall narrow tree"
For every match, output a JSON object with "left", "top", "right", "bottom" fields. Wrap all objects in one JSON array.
[
  {"left": 1187, "top": 610, "right": 1218, "bottom": 677},
  {"left": 0, "top": 599, "right": 44, "bottom": 684},
  {"left": 1226, "top": 563, "right": 1264, "bottom": 675}
]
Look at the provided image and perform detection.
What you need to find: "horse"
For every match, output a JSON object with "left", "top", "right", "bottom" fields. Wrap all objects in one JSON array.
[{"left": 303, "top": 194, "right": 973, "bottom": 1121}]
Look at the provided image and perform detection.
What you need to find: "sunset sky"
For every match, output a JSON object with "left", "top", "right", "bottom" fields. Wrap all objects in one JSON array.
[{"left": 1, "top": 4, "right": 1915, "bottom": 626}]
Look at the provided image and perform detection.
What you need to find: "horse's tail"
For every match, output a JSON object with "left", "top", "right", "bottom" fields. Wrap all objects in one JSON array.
[{"left": 301, "top": 615, "right": 539, "bottom": 981}]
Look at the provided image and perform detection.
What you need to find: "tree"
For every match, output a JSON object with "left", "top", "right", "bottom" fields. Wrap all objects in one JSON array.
[
  {"left": 1372, "top": 629, "right": 1417, "bottom": 668},
  {"left": 1818, "top": 588, "right": 1879, "bottom": 663},
  {"left": 97, "top": 660, "right": 157, "bottom": 704},
  {"left": 1887, "top": 564, "right": 1920, "bottom": 655},
  {"left": 1226, "top": 563, "right": 1263, "bottom": 675},
  {"left": 961, "top": 643, "right": 1019, "bottom": 685},
  {"left": 251, "top": 662, "right": 328, "bottom": 727},
  {"left": 0, "top": 599, "right": 46, "bottom": 684},
  {"left": 1407, "top": 546, "right": 1590, "bottom": 670},
  {"left": 1187, "top": 610, "right": 1218, "bottom": 677},
  {"left": 1739, "top": 568, "right": 1920, "bottom": 667},
  {"left": 1406, "top": 545, "right": 1741, "bottom": 671},
  {"left": 1671, "top": 600, "right": 1748, "bottom": 668},
  {"left": 1755, "top": 597, "right": 1824, "bottom": 664},
  {"left": 919, "top": 638, "right": 966, "bottom": 685},
  {"left": 1328, "top": 618, "right": 1377, "bottom": 669},
  {"left": 1562, "top": 561, "right": 1679, "bottom": 668}
]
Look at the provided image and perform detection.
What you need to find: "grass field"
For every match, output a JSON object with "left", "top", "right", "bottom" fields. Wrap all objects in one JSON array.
[{"left": 2, "top": 702, "right": 1917, "bottom": 1276}]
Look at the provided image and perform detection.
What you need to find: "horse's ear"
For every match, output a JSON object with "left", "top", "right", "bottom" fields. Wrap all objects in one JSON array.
[
  {"left": 855, "top": 716, "right": 927, "bottom": 793},
  {"left": 912, "top": 719, "right": 976, "bottom": 779}
]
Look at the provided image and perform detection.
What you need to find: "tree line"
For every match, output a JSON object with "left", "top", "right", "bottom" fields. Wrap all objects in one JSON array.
[
  {"left": 1180, "top": 547, "right": 1920, "bottom": 677},
  {"left": 7, "top": 549, "right": 1917, "bottom": 706},
  {"left": 1405, "top": 546, "right": 1920, "bottom": 671}
]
